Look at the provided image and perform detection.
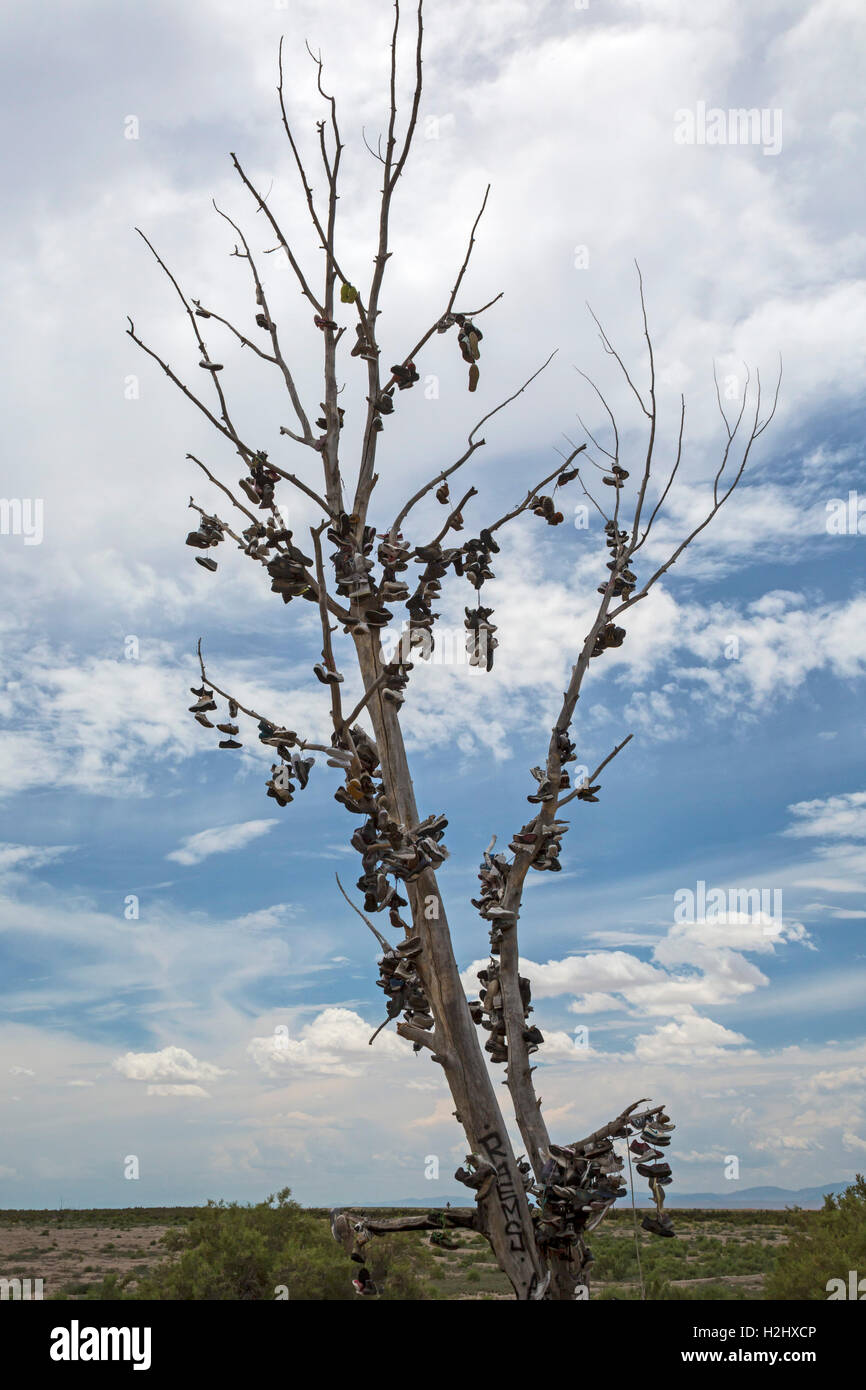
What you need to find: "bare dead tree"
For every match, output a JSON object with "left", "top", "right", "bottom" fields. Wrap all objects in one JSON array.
[{"left": 128, "top": 1, "right": 780, "bottom": 1300}]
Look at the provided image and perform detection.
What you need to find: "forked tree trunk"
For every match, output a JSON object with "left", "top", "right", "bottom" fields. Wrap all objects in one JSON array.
[{"left": 353, "top": 627, "right": 548, "bottom": 1298}]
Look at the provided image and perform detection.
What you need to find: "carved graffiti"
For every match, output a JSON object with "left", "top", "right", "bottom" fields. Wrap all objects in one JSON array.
[{"left": 479, "top": 1128, "right": 528, "bottom": 1254}]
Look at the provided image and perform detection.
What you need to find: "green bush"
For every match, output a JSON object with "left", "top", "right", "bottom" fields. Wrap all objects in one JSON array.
[
  {"left": 366, "top": 1234, "right": 438, "bottom": 1300},
  {"left": 131, "top": 1190, "right": 350, "bottom": 1300},
  {"left": 764, "top": 1175, "right": 866, "bottom": 1301},
  {"left": 119, "top": 1190, "right": 437, "bottom": 1301}
]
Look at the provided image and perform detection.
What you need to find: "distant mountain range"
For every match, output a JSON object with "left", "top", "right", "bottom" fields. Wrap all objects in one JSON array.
[
  {"left": 633, "top": 1183, "right": 848, "bottom": 1210},
  {"left": 345, "top": 1183, "right": 850, "bottom": 1211}
]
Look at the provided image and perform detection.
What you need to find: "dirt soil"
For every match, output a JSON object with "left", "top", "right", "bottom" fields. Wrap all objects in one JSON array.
[{"left": 0, "top": 1221, "right": 173, "bottom": 1299}]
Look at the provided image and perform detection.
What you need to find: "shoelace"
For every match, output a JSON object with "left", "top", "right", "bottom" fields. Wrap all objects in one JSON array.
[{"left": 624, "top": 1137, "right": 647, "bottom": 1302}]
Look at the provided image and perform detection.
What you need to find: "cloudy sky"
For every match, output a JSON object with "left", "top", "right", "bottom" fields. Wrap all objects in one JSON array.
[{"left": 1, "top": 0, "right": 864, "bottom": 1210}]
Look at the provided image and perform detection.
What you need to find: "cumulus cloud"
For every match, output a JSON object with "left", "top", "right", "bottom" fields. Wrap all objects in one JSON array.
[
  {"left": 633, "top": 1015, "right": 751, "bottom": 1062},
  {"left": 396, "top": 577, "right": 866, "bottom": 756},
  {"left": 464, "top": 904, "right": 809, "bottom": 1024},
  {"left": 656, "top": 914, "right": 812, "bottom": 966},
  {"left": 460, "top": 893, "right": 814, "bottom": 1063},
  {"left": 248, "top": 1008, "right": 405, "bottom": 1079},
  {"left": 540, "top": 1029, "right": 599, "bottom": 1061},
  {"left": 113, "top": 1046, "right": 228, "bottom": 1094}
]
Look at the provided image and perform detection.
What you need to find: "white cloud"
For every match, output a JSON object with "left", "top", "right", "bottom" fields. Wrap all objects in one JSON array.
[
  {"left": 167, "top": 819, "right": 279, "bottom": 866},
  {"left": 398, "top": 578, "right": 866, "bottom": 756},
  {"left": 0, "top": 844, "right": 74, "bottom": 876},
  {"left": 462, "top": 902, "right": 809, "bottom": 1033},
  {"left": 146, "top": 1083, "right": 211, "bottom": 1098},
  {"left": 754, "top": 1133, "right": 821, "bottom": 1153},
  {"left": 540, "top": 1029, "right": 599, "bottom": 1061},
  {"left": 803, "top": 902, "right": 866, "bottom": 920},
  {"left": 248, "top": 1007, "right": 405, "bottom": 1079},
  {"left": 655, "top": 915, "right": 812, "bottom": 966},
  {"left": 567, "top": 991, "right": 630, "bottom": 1014},
  {"left": 460, "top": 892, "right": 816, "bottom": 1068},
  {"left": 784, "top": 792, "right": 866, "bottom": 842},
  {"left": 0, "top": 629, "right": 332, "bottom": 799},
  {"left": 231, "top": 903, "right": 298, "bottom": 931},
  {"left": 0, "top": 0, "right": 864, "bottom": 1210},
  {"left": 113, "top": 1045, "right": 228, "bottom": 1088},
  {"left": 633, "top": 1016, "right": 751, "bottom": 1062},
  {"left": 471, "top": 950, "right": 662, "bottom": 1000},
  {"left": 408, "top": 1097, "right": 456, "bottom": 1129},
  {"left": 807, "top": 1066, "right": 866, "bottom": 1096}
]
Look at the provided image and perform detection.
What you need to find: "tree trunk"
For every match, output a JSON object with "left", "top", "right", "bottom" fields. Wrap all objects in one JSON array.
[{"left": 352, "top": 626, "right": 547, "bottom": 1299}]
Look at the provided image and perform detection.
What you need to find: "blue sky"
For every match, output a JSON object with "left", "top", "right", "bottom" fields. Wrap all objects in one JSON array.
[{"left": 1, "top": 0, "right": 865, "bottom": 1209}]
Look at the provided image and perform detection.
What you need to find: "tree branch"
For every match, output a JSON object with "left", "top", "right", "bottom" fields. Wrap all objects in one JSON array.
[
  {"left": 336, "top": 873, "right": 392, "bottom": 952},
  {"left": 569, "top": 1098, "right": 663, "bottom": 1150},
  {"left": 334, "top": 1208, "right": 478, "bottom": 1235},
  {"left": 126, "top": 317, "right": 255, "bottom": 463},
  {"left": 342, "top": 672, "right": 392, "bottom": 730},
  {"left": 230, "top": 152, "right": 324, "bottom": 314},
  {"left": 391, "top": 355, "right": 560, "bottom": 543},
  {"left": 379, "top": 185, "right": 500, "bottom": 396},
  {"left": 197, "top": 639, "right": 285, "bottom": 728},
  {"left": 483, "top": 445, "right": 586, "bottom": 538},
  {"left": 396, "top": 1020, "right": 442, "bottom": 1054},
  {"left": 556, "top": 734, "right": 634, "bottom": 809},
  {"left": 132, "top": 230, "right": 251, "bottom": 457},
  {"left": 211, "top": 200, "right": 316, "bottom": 443},
  {"left": 310, "top": 523, "right": 350, "bottom": 741},
  {"left": 488, "top": 305, "right": 779, "bottom": 1189},
  {"left": 351, "top": 0, "right": 425, "bottom": 519}
]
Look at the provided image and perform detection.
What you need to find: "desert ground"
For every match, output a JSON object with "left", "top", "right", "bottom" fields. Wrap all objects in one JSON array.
[{"left": 0, "top": 1205, "right": 797, "bottom": 1301}]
